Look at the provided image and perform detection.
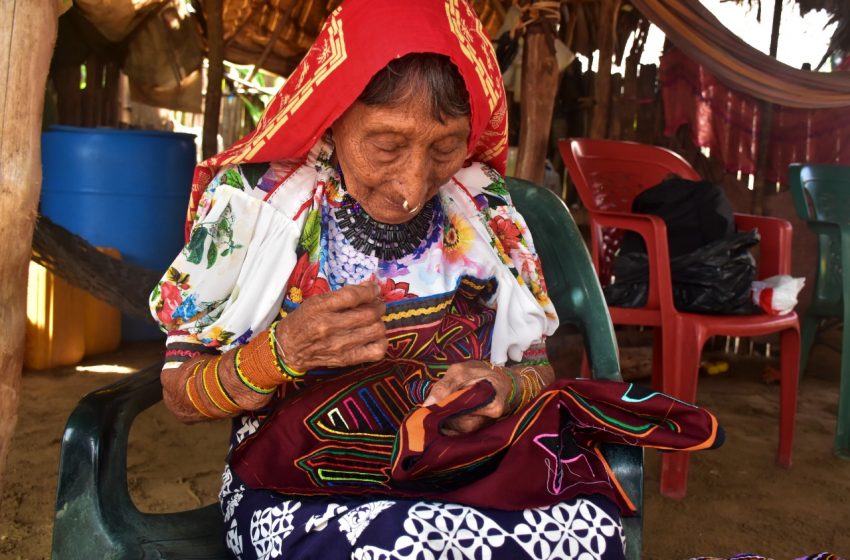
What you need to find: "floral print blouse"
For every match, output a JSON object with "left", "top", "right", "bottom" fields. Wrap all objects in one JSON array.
[{"left": 150, "top": 137, "right": 558, "bottom": 369}]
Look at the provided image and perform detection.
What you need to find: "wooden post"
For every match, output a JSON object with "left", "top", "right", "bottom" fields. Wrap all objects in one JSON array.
[
  {"left": 750, "top": 0, "right": 782, "bottom": 215},
  {"left": 635, "top": 64, "right": 659, "bottom": 144},
  {"left": 589, "top": 0, "right": 620, "bottom": 139},
  {"left": 0, "top": 0, "right": 59, "bottom": 487},
  {"left": 515, "top": 2, "right": 560, "bottom": 185},
  {"left": 620, "top": 20, "right": 648, "bottom": 142},
  {"left": 202, "top": 0, "right": 224, "bottom": 159}
]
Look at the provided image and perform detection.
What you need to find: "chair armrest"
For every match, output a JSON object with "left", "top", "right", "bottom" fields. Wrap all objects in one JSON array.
[
  {"left": 592, "top": 210, "right": 675, "bottom": 311},
  {"left": 52, "top": 363, "right": 228, "bottom": 559},
  {"left": 600, "top": 443, "right": 644, "bottom": 560},
  {"left": 734, "top": 213, "right": 792, "bottom": 278}
]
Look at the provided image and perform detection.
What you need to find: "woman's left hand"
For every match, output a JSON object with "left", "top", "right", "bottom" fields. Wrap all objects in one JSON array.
[{"left": 422, "top": 360, "right": 513, "bottom": 435}]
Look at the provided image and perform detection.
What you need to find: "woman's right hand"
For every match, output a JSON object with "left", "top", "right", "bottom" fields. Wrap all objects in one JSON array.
[{"left": 275, "top": 282, "right": 388, "bottom": 371}]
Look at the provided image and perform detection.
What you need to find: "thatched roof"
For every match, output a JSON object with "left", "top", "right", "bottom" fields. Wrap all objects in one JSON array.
[{"left": 217, "top": 0, "right": 510, "bottom": 77}]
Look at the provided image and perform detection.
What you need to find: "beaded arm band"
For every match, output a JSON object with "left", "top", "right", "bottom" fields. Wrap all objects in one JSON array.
[
  {"left": 233, "top": 320, "right": 304, "bottom": 396},
  {"left": 184, "top": 321, "right": 305, "bottom": 419},
  {"left": 268, "top": 320, "right": 305, "bottom": 380},
  {"left": 501, "top": 341, "right": 551, "bottom": 412}
]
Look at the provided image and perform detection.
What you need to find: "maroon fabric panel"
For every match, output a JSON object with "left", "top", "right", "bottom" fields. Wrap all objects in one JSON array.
[{"left": 231, "top": 371, "right": 721, "bottom": 514}]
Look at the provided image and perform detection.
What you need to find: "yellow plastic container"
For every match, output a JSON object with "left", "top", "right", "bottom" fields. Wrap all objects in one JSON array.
[
  {"left": 25, "top": 262, "right": 86, "bottom": 370},
  {"left": 83, "top": 248, "right": 122, "bottom": 357},
  {"left": 25, "top": 248, "right": 122, "bottom": 371}
]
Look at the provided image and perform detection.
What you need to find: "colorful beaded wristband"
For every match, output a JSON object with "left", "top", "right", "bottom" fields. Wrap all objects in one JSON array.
[
  {"left": 267, "top": 319, "right": 305, "bottom": 379},
  {"left": 504, "top": 368, "right": 520, "bottom": 411},
  {"left": 234, "top": 346, "right": 277, "bottom": 394},
  {"left": 201, "top": 357, "right": 240, "bottom": 415},
  {"left": 185, "top": 362, "right": 215, "bottom": 418}
]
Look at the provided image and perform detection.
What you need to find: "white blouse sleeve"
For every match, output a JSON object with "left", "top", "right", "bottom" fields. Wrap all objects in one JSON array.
[{"left": 149, "top": 166, "right": 310, "bottom": 351}]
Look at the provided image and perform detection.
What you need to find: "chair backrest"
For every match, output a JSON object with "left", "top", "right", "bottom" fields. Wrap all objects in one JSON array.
[
  {"left": 788, "top": 163, "right": 849, "bottom": 309},
  {"left": 559, "top": 139, "right": 701, "bottom": 283},
  {"left": 789, "top": 163, "right": 850, "bottom": 224},
  {"left": 560, "top": 138, "right": 701, "bottom": 213},
  {"left": 506, "top": 176, "right": 620, "bottom": 381},
  {"left": 507, "top": 177, "right": 642, "bottom": 560}
]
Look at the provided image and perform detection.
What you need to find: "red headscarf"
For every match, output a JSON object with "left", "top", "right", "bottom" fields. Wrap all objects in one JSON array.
[{"left": 186, "top": 0, "right": 508, "bottom": 239}]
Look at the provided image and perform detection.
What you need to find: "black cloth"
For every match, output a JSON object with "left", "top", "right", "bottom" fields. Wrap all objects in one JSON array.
[
  {"left": 604, "top": 177, "right": 759, "bottom": 314},
  {"left": 619, "top": 178, "right": 735, "bottom": 258}
]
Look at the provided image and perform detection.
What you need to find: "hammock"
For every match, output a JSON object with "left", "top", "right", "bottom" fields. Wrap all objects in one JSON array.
[
  {"left": 31, "top": 214, "right": 160, "bottom": 322},
  {"left": 631, "top": 0, "right": 850, "bottom": 109}
]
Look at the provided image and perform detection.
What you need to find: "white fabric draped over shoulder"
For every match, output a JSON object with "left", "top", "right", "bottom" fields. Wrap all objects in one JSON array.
[
  {"left": 445, "top": 164, "right": 559, "bottom": 364},
  {"left": 148, "top": 145, "right": 321, "bottom": 351}
]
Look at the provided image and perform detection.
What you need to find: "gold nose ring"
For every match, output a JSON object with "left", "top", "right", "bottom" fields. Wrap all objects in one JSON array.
[
  {"left": 402, "top": 199, "right": 420, "bottom": 214},
  {"left": 403, "top": 199, "right": 410, "bottom": 211}
]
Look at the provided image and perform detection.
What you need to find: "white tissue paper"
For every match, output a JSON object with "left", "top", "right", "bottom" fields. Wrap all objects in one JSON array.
[{"left": 751, "top": 275, "right": 806, "bottom": 315}]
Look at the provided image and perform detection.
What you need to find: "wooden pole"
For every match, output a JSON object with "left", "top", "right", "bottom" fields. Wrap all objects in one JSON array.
[
  {"left": 0, "top": 0, "right": 59, "bottom": 488},
  {"left": 750, "top": 0, "right": 782, "bottom": 215},
  {"left": 515, "top": 2, "right": 560, "bottom": 184},
  {"left": 589, "top": 0, "right": 620, "bottom": 139},
  {"left": 202, "top": 0, "right": 224, "bottom": 159}
]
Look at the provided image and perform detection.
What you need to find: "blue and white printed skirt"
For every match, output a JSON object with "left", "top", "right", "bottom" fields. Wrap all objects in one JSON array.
[{"left": 220, "top": 464, "right": 626, "bottom": 560}]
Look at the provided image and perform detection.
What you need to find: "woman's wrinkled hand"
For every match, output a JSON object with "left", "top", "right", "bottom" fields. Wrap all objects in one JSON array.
[
  {"left": 422, "top": 360, "right": 514, "bottom": 435},
  {"left": 275, "top": 282, "right": 388, "bottom": 371}
]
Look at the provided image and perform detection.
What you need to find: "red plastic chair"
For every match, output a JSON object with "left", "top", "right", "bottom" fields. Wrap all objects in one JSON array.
[{"left": 560, "top": 138, "right": 800, "bottom": 499}]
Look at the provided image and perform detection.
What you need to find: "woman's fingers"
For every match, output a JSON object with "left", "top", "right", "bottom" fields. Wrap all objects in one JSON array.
[
  {"left": 310, "top": 282, "right": 381, "bottom": 312},
  {"left": 342, "top": 338, "right": 389, "bottom": 365},
  {"left": 423, "top": 362, "right": 484, "bottom": 406},
  {"left": 422, "top": 378, "right": 454, "bottom": 407},
  {"left": 325, "top": 322, "right": 387, "bottom": 362},
  {"left": 422, "top": 362, "right": 488, "bottom": 407},
  {"left": 277, "top": 282, "right": 388, "bottom": 370},
  {"left": 441, "top": 414, "right": 496, "bottom": 435},
  {"left": 422, "top": 361, "right": 513, "bottom": 434},
  {"left": 335, "top": 301, "right": 387, "bottom": 325}
]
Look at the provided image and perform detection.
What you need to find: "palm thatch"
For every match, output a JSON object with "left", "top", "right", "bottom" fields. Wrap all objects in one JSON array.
[{"left": 215, "top": 0, "right": 510, "bottom": 77}]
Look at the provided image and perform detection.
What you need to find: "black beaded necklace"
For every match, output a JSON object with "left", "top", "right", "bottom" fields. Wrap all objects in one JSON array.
[{"left": 334, "top": 195, "right": 436, "bottom": 261}]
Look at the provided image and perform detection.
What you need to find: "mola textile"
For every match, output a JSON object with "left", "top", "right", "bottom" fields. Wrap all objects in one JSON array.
[{"left": 231, "top": 373, "right": 722, "bottom": 515}]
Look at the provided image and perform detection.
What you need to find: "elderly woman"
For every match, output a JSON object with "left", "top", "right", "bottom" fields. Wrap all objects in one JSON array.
[{"left": 150, "top": 1, "right": 721, "bottom": 558}]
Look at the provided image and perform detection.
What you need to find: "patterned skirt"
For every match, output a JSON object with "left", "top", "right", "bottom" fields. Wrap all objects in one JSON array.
[{"left": 220, "top": 465, "right": 626, "bottom": 560}]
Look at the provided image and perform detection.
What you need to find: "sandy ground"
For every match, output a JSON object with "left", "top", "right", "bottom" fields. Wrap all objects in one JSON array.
[{"left": 1, "top": 332, "right": 849, "bottom": 560}]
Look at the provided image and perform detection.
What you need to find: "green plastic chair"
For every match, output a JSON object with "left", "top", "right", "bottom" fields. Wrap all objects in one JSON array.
[
  {"left": 52, "top": 178, "right": 644, "bottom": 559},
  {"left": 789, "top": 163, "right": 850, "bottom": 458}
]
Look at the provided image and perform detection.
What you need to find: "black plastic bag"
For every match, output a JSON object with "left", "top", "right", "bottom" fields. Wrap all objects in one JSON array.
[{"left": 603, "top": 230, "right": 761, "bottom": 314}]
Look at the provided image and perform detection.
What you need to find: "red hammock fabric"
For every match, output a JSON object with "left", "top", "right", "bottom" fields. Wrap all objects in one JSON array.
[
  {"left": 661, "top": 48, "right": 850, "bottom": 186},
  {"left": 184, "top": 0, "right": 508, "bottom": 239}
]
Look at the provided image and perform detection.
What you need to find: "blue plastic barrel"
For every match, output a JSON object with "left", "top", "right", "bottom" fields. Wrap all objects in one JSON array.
[{"left": 40, "top": 125, "right": 197, "bottom": 341}]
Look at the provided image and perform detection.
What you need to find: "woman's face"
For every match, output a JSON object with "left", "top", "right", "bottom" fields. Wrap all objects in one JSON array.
[{"left": 332, "top": 96, "right": 471, "bottom": 224}]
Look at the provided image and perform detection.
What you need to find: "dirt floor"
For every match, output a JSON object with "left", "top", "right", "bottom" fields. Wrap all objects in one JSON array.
[{"left": 1, "top": 331, "right": 849, "bottom": 560}]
